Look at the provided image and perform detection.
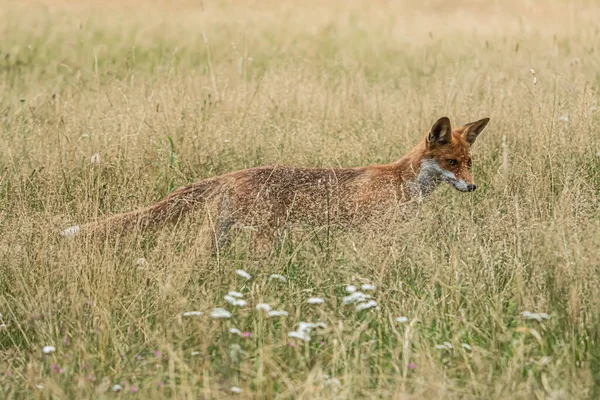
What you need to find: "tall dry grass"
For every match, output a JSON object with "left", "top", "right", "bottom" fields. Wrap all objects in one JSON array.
[{"left": 1, "top": 0, "right": 600, "bottom": 398}]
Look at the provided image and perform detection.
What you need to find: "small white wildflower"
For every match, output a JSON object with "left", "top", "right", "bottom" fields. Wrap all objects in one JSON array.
[
  {"left": 345, "top": 285, "right": 357, "bottom": 293},
  {"left": 396, "top": 316, "right": 408, "bottom": 323},
  {"left": 229, "top": 328, "right": 242, "bottom": 336},
  {"left": 35, "top": 384, "right": 44, "bottom": 390},
  {"left": 361, "top": 284, "right": 376, "bottom": 291},
  {"left": 191, "top": 351, "right": 200, "bottom": 356},
  {"left": 298, "top": 321, "right": 327, "bottom": 333},
  {"left": 224, "top": 139, "right": 231, "bottom": 143},
  {"left": 268, "top": 274, "right": 287, "bottom": 282},
  {"left": 182, "top": 311, "right": 203, "bottom": 317},
  {"left": 529, "top": 68, "right": 535, "bottom": 75},
  {"left": 288, "top": 330, "right": 311, "bottom": 341},
  {"left": 235, "top": 269, "right": 251, "bottom": 280},
  {"left": 90, "top": 153, "right": 100, "bottom": 165},
  {"left": 227, "top": 291, "right": 244, "bottom": 298},
  {"left": 324, "top": 378, "right": 341, "bottom": 387},
  {"left": 111, "top": 384, "right": 122, "bottom": 392},
  {"left": 210, "top": 308, "right": 232, "bottom": 319},
  {"left": 558, "top": 115, "right": 569, "bottom": 122},
  {"left": 231, "top": 386, "right": 242, "bottom": 393},
  {"left": 307, "top": 297, "right": 325, "bottom": 304},
  {"left": 268, "top": 310, "right": 288, "bottom": 317},
  {"left": 256, "top": 303, "right": 272, "bottom": 312},
  {"left": 343, "top": 291, "right": 371, "bottom": 305},
  {"left": 355, "top": 300, "right": 377, "bottom": 311},
  {"left": 224, "top": 296, "right": 247, "bottom": 306},
  {"left": 135, "top": 257, "right": 146, "bottom": 266},
  {"left": 42, "top": 345, "right": 56, "bottom": 354},
  {"left": 461, "top": 343, "right": 472, "bottom": 351},
  {"left": 521, "top": 311, "right": 550, "bottom": 322},
  {"left": 436, "top": 342, "right": 453, "bottom": 350},
  {"left": 60, "top": 225, "right": 80, "bottom": 238}
]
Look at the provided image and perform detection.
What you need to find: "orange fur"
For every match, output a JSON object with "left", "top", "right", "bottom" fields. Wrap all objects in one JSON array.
[{"left": 60, "top": 117, "right": 490, "bottom": 246}]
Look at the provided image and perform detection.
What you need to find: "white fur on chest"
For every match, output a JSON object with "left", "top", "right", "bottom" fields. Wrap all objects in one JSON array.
[
  {"left": 409, "top": 159, "right": 443, "bottom": 197},
  {"left": 409, "top": 159, "right": 469, "bottom": 197}
]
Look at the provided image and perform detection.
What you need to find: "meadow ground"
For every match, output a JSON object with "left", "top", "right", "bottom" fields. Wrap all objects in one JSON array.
[{"left": 1, "top": 0, "right": 600, "bottom": 398}]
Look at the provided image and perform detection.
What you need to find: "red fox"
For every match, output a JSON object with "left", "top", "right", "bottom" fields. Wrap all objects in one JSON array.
[{"left": 60, "top": 116, "right": 490, "bottom": 246}]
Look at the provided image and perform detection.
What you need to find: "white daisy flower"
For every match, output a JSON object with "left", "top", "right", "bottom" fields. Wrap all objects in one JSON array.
[
  {"left": 191, "top": 351, "right": 200, "bottom": 356},
  {"left": 111, "top": 384, "right": 122, "bottom": 392},
  {"left": 307, "top": 297, "right": 325, "bottom": 304},
  {"left": 345, "top": 285, "right": 357, "bottom": 293},
  {"left": 361, "top": 284, "right": 376, "bottom": 291},
  {"left": 231, "top": 386, "right": 242, "bottom": 393},
  {"left": 342, "top": 291, "right": 371, "bottom": 305},
  {"left": 229, "top": 328, "right": 242, "bottom": 336},
  {"left": 268, "top": 274, "right": 287, "bottom": 282},
  {"left": 324, "top": 378, "right": 341, "bottom": 387},
  {"left": 227, "top": 291, "right": 244, "bottom": 298},
  {"left": 256, "top": 303, "right": 272, "bottom": 312},
  {"left": 210, "top": 308, "right": 232, "bottom": 319},
  {"left": 436, "top": 342, "right": 453, "bottom": 350},
  {"left": 267, "top": 310, "right": 288, "bottom": 317},
  {"left": 182, "top": 311, "right": 203, "bottom": 317},
  {"left": 298, "top": 321, "right": 327, "bottom": 332},
  {"left": 42, "top": 346, "right": 56, "bottom": 354},
  {"left": 396, "top": 316, "right": 408, "bottom": 323},
  {"left": 355, "top": 300, "right": 377, "bottom": 311},
  {"left": 235, "top": 269, "right": 251, "bottom": 280},
  {"left": 60, "top": 225, "right": 80, "bottom": 238},
  {"left": 288, "top": 331, "right": 311, "bottom": 341},
  {"left": 224, "top": 296, "right": 247, "bottom": 307},
  {"left": 461, "top": 343, "right": 472, "bottom": 351},
  {"left": 521, "top": 311, "right": 550, "bottom": 322}
]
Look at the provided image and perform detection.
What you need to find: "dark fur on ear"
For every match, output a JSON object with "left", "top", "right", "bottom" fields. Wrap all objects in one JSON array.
[
  {"left": 463, "top": 118, "right": 490, "bottom": 145},
  {"left": 428, "top": 117, "right": 452, "bottom": 145}
]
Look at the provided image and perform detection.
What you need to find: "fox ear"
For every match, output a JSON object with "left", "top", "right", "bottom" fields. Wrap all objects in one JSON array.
[
  {"left": 428, "top": 117, "right": 452, "bottom": 145},
  {"left": 463, "top": 117, "right": 490, "bottom": 145}
]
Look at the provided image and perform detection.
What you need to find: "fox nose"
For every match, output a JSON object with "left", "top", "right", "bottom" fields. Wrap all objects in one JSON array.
[{"left": 466, "top": 184, "right": 477, "bottom": 192}]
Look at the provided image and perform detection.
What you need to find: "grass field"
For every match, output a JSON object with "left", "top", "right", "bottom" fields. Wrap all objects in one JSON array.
[{"left": 1, "top": 0, "right": 600, "bottom": 398}]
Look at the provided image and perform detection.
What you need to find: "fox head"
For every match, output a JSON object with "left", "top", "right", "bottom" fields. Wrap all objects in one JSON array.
[{"left": 422, "top": 116, "right": 490, "bottom": 192}]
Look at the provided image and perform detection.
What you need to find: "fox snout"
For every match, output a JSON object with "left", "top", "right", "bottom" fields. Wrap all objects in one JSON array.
[{"left": 441, "top": 174, "right": 476, "bottom": 193}]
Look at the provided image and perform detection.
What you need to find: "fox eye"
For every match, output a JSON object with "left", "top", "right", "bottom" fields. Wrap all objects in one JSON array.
[{"left": 447, "top": 159, "right": 457, "bottom": 166}]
